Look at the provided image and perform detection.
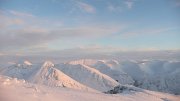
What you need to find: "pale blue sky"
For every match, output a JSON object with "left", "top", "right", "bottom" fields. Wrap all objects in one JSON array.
[{"left": 0, "top": 0, "right": 180, "bottom": 55}]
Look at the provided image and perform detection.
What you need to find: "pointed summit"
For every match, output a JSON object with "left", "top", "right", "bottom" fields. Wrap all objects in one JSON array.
[
  {"left": 30, "top": 61, "right": 95, "bottom": 91},
  {"left": 42, "top": 61, "right": 55, "bottom": 68}
]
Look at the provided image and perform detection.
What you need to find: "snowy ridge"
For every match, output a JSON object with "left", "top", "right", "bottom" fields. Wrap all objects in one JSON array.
[
  {"left": 23, "top": 60, "right": 33, "bottom": 66},
  {"left": 0, "top": 61, "right": 39, "bottom": 80},
  {"left": 0, "top": 75, "right": 179, "bottom": 101},
  {"left": 30, "top": 61, "right": 96, "bottom": 91},
  {"left": 57, "top": 63, "right": 119, "bottom": 91},
  {"left": 67, "top": 59, "right": 98, "bottom": 65},
  {"left": 137, "top": 60, "right": 180, "bottom": 94},
  {"left": 118, "top": 60, "right": 180, "bottom": 95},
  {"left": 92, "top": 60, "right": 134, "bottom": 85},
  {"left": 105, "top": 60, "right": 119, "bottom": 67},
  {"left": 0, "top": 61, "right": 96, "bottom": 92},
  {"left": 42, "top": 61, "right": 54, "bottom": 67},
  {"left": 15, "top": 60, "right": 33, "bottom": 67},
  {"left": 66, "top": 59, "right": 134, "bottom": 85},
  {"left": 67, "top": 59, "right": 180, "bottom": 94},
  {"left": 0, "top": 59, "right": 179, "bottom": 94}
]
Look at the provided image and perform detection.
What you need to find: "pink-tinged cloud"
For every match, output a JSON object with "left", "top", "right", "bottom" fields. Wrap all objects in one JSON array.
[
  {"left": 76, "top": 1, "right": 96, "bottom": 13},
  {"left": 9, "top": 10, "right": 35, "bottom": 17}
]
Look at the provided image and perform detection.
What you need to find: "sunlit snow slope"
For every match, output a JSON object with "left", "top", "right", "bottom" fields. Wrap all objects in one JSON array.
[
  {"left": 0, "top": 61, "right": 95, "bottom": 91},
  {"left": 0, "top": 75, "right": 179, "bottom": 101},
  {"left": 57, "top": 63, "right": 119, "bottom": 91}
]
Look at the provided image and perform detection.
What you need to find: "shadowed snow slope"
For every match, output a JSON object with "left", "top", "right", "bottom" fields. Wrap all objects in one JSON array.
[
  {"left": 105, "top": 84, "right": 144, "bottom": 94},
  {"left": 0, "top": 75, "right": 179, "bottom": 101},
  {"left": 138, "top": 60, "right": 180, "bottom": 94},
  {"left": 0, "top": 61, "right": 39, "bottom": 80},
  {"left": 56, "top": 63, "right": 119, "bottom": 91},
  {"left": 92, "top": 60, "right": 134, "bottom": 85},
  {"left": 115, "top": 60, "right": 180, "bottom": 95},
  {"left": 118, "top": 61, "right": 145, "bottom": 81},
  {"left": 66, "top": 59, "right": 134, "bottom": 85}
]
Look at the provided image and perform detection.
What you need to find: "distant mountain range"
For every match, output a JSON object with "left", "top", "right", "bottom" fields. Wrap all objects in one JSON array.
[{"left": 0, "top": 59, "right": 180, "bottom": 95}]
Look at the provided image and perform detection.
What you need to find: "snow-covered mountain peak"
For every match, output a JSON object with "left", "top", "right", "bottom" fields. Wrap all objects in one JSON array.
[
  {"left": 67, "top": 59, "right": 97, "bottom": 65},
  {"left": 31, "top": 63, "right": 95, "bottom": 91},
  {"left": 42, "top": 61, "right": 55, "bottom": 68},
  {"left": 24, "top": 60, "right": 32, "bottom": 66},
  {"left": 96, "top": 60, "right": 106, "bottom": 64},
  {"left": 14, "top": 60, "right": 33, "bottom": 67},
  {"left": 57, "top": 63, "right": 119, "bottom": 91},
  {"left": 106, "top": 60, "right": 119, "bottom": 65}
]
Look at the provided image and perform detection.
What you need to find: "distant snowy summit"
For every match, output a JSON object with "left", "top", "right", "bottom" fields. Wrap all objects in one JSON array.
[
  {"left": 42, "top": 61, "right": 55, "bottom": 67},
  {"left": 15, "top": 60, "right": 33, "bottom": 67}
]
